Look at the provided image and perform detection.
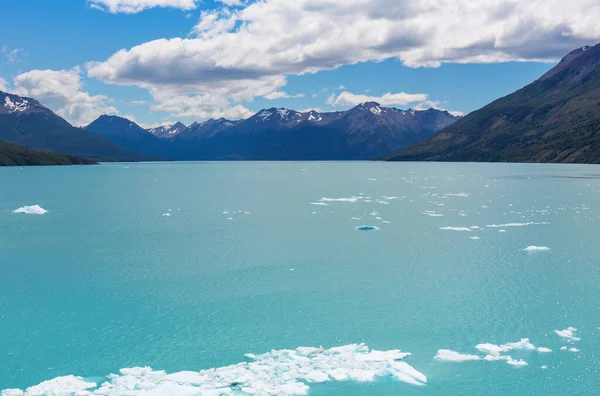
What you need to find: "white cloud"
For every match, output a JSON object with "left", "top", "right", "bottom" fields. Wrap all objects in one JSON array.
[
  {"left": 88, "top": 0, "right": 600, "bottom": 86},
  {"left": 327, "top": 91, "right": 428, "bottom": 107},
  {"left": 13, "top": 67, "right": 119, "bottom": 126},
  {"left": 414, "top": 100, "right": 465, "bottom": 116},
  {"left": 150, "top": 94, "right": 252, "bottom": 120},
  {"left": 89, "top": 0, "right": 199, "bottom": 13},
  {"left": 131, "top": 100, "right": 147, "bottom": 105},
  {"left": 86, "top": 0, "right": 600, "bottom": 118},
  {"left": 0, "top": 77, "right": 7, "bottom": 92},
  {"left": 2, "top": 47, "right": 25, "bottom": 64},
  {"left": 264, "top": 91, "right": 305, "bottom": 100}
]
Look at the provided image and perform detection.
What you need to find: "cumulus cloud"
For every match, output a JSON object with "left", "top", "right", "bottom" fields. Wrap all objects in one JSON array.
[
  {"left": 327, "top": 91, "right": 428, "bottom": 106},
  {"left": 89, "top": 0, "right": 199, "bottom": 13},
  {"left": 13, "top": 67, "right": 118, "bottom": 126},
  {"left": 264, "top": 91, "right": 305, "bottom": 100},
  {"left": 414, "top": 100, "right": 465, "bottom": 116},
  {"left": 150, "top": 94, "right": 252, "bottom": 120},
  {"left": 0, "top": 77, "right": 7, "bottom": 92},
  {"left": 86, "top": 0, "right": 600, "bottom": 118}
]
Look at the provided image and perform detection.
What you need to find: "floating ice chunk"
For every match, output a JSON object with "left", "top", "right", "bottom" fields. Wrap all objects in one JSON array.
[
  {"left": 569, "top": 348, "right": 580, "bottom": 352},
  {"left": 560, "top": 346, "right": 568, "bottom": 351},
  {"left": 423, "top": 211, "right": 444, "bottom": 217},
  {"left": 541, "top": 365, "right": 548, "bottom": 369},
  {"left": 13, "top": 205, "right": 47, "bottom": 215},
  {"left": 434, "top": 350, "right": 480, "bottom": 362},
  {"left": 311, "top": 202, "right": 329, "bottom": 206},
  {"left": 498, "top": 229, "right": 507, "bottom": 233},
  {"left": 162, "top": 213, "right": 171, "bottom": 217},
  {"left": 356, "top": 225, "right": 379, "bottom": 231},
  {"left": 469, "top": 237, "right": 480, "bottom": 240},
  {"left": 439, "top": 227, "right": 472, "bottom": 232},
  {"left": 382, "top": 221, "right": 391, "bottom": 224},
  {"left": 7, "top": 344, "right": 426, "bottom": 395},
  {"left": 537, "top": 347, "right": 552, "bottom": 353},
  {"left": 476, "top": 338, "right": 535, "bottom": 356},
  {"left": 351, "top": 217, "right": 361, "bottom": 220},
  {"left": 486, "top": 222, "right": 550, "bottom": 228},
  {"left": 554, "top": 327, "right": 580, "bottom": 342},
  {"left": 506, "top": 359, "right": 528, "bottom": 366},
  {"left": 24, "top": 376, "right": 95, "bottom": 395},
  {"left": 1, "top": 390, "right": 24, "bottom": 396},
  {"left": 524, "top": 246, "right": 550, "bottom": 253},
  {"left": 320, "top": 197, "right": 362, "bottom": 203},
  {"left": 444, "top": 193, "right": 470, "bottom": 197}
]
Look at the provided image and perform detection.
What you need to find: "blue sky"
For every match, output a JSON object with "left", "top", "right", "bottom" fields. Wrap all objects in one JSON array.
[{"left": 1, "top": 0, "right": 596, "bottom": 127}]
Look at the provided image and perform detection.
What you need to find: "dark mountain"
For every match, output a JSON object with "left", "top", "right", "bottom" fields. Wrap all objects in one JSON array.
[
  {"left": 0, "top": 91, "right": 150, "bottom": 161},
  {"left": 170, "top": 104, "right": 460, "bottom": 160},
  {"left": 385, "top": 44, "right": 600, "bottom": 163},
  {"left": 178, "top": 118, "right": 241, "bottom": 141},
  {"left": 85, "top": 115, "right": 171, "bottom": 158},
  {"left": 148, "top": 122, "right": 188, "bottom": 138},
  {"left": 0, "top": 140, "right": 94, "bottom": 166}
]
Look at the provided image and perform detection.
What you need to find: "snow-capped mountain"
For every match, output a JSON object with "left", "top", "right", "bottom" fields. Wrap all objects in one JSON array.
[
  {"left": 0, "top": 91, "right": 49, "bottom": 116},
  {"left": 83, "top": 102, "right": 461, "bottom": 160},
  {"left": 0, "top": 90, "right": 150, "bottom": 161},
  {"left": 148, "top": 122, "right": 188, "bottom": 138}
]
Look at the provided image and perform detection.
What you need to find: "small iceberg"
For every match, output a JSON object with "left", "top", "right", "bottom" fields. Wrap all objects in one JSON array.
[
  {"left": 524, "top": 246, "right": 550, "bottom": 253},
  {"left": 356, "top": 225, "right": 379, "bottom": 231},
  {"left": 13, "top": 205, "right": 48, "bottom": 215}
]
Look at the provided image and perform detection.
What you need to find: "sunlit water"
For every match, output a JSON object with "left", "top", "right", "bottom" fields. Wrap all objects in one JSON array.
[{"left": 1, "top": 162, "right": 599, "bottom": 395}]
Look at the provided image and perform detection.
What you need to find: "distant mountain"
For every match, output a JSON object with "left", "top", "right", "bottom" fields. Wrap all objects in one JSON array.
[
  {"left": 385, "top": 43, "right": 600, "bottom": 164},
  {"left": 148, "top": 122, "right": 188, "bottom": 138},
  {"left": 0, "top": 140, "right": 94, "bottom": 166},
  {"left": 171, "top": 103, "right": 460, "bottom": 160},
  {"left": 0, "top": 91, "right": 150, "bottom": 161},
  {"left": 85, "top": 115, "right": 171, "bottom": 158},
  {"left": 178, "top": 118, "right": 241, "bottom": 141}
]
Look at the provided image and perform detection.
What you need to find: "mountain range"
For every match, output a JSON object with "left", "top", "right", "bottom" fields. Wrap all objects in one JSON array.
[
  {"left": 84, "top": 103, "right": 460, "bottom": 160},
  {"left": 0, "top": 91, "right": 152, "bottom": 162},
  {"left": 385, "top": 44, "right": 600, "bottom": 163}
]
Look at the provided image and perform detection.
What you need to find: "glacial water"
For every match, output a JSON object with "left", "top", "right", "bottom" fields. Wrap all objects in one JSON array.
[{"left": 1, "top": 161, "right": 599, "bottom": 395}]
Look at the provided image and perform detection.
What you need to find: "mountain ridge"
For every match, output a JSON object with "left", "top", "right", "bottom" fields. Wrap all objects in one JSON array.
[
  {"left": 86, "top": 103, "right": 460, "bottom": 160},
  {"left": 385, "top": 44, "right": 600, "bottom": 164},
  {"left": 0, "top": 90, "right": 154, "bottom": 161}
]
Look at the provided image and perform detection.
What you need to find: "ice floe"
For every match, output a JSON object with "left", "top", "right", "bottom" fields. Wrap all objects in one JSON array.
[
  {"left": 3, "top": 375, "right": 96, "bottom": 395},
  {"left": 486, "top": 222, "right": 550, "bottom": 228},
  {"left": 443, "top": 193, "right": 470, "bottom": 198},
  {"left": 3, "top": 344, "right": 426, "bottom": 395},
  {"left": 434, "top": 350, "right": 480, "bottom": 362},
  {"left": 12, "top": 205, "right": 47, "bottom": 215},
  {"left": 439, "top": 227, "right": 472, "bottom": 232},
  {"left": 537, "top": 347, "right": 552, "bottom": 353},
  {"left": 469, "top": 237, "right": 480, "bottom": 240},
  {"left": 311, "top": 202, "right": 329, "bottom": 206},
  {"left": 569, "top": 348, "right": 580, "bottom": 352},
  {"left": 554, "top": 327, "right": 580, "bottom": 342},
  {"left": 356, "top": 225, "right": 379, "bottom": 231},
  {"left": 524, "top": 246, "right": 550, "bottom": 253}
]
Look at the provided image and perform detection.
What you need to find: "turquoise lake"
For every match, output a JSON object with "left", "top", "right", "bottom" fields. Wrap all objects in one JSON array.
[{"left": 1, "top": 162, "right": 599, "bottom": 395}]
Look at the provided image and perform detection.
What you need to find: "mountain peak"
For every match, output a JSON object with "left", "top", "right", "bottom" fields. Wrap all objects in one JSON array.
[
  {"left": 540, "top": 43, "right": 600, "bottom": 81},
  {"left": 0, "top": 91, "right": 46, "bottom": 116},
  {"left": 255, "top": 107, "right": 301, "bottom": 122}
]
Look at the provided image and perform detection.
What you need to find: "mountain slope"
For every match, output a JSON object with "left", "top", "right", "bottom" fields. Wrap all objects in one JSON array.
[
  {"left": 0, "top": 140, "right": 94, "bottom": 166},
  {"left": 385, "top": 44, "right": 600, "bottom": 163},
  {"left": 171, "top": 104, "right": 460, "bottom": 160},
  {"left": 85, "top": 115, "right": 171, "bottom": 158},
  {"left": 0, "top": 91, "right": 150, "bottom": 161},
  {"left": 148, "top": 122, "right": 188, "bottom": 138}
]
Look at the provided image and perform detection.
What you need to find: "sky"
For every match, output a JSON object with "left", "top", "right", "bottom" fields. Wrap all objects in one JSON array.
[{"left": 0, "top": 0, "right": 599, "bottom": 127}]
